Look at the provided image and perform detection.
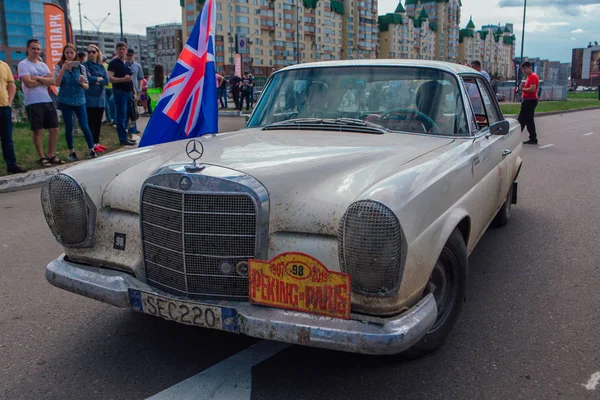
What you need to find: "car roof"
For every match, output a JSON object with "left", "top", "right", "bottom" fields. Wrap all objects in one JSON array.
[{"left": 279, "top": 59, "right": 475, "bottom": 76}]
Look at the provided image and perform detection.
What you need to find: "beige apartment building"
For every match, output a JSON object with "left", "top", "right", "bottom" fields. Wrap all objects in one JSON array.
[
  {"left": 458, "top": 20, "right": 516, "bottom": 79},
  {"left": 182, "top": 0, "right": 377, "bottom": 76}
]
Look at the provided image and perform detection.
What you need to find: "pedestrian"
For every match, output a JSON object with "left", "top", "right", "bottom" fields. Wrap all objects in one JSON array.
[
  {"left": 107, "top": 42, "right": 136, "bottom": 146},
  {"left": 147, "top": 64, "right": 166, "bottom": 114},
  {"left": 18, "top": 39, "right": 64, "bottom": 167},
  {"left": 83, "top": 44, "right": 108, "bottom": 153},
  {"left": 519, "top": 61, "right": 540, "bottom": 145},
  {"left": 217, "top": 71, "right": 228, "bottom": 109},
  {"left": 54, "top": 43, "right": 97, "bottom": 160},
  {"left": 248, "top": 72, "right": 255, "bottom": 108},
  {"left": 471, "top": 60, "right": 491, "bottom": 82},
  {"left": 229, "top": 73, "right": 241, "bottom": 110},
  {"left": 240, "top": 71, "right": 253, "bottom": 111},
  {"left": 140, "top": 75, "right": 149, "bottom": 114},
  {"left": 0, "top": 43, "right": 26, "bottom": 173},
  {"left": 125, "top": 48, "right": 144, "bottom": 134},
  {"left": 102, "top": 56, "right": 115, "bottom": 124}
]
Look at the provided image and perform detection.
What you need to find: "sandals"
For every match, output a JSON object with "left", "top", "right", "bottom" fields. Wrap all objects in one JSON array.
[
  {"left": 48, "top": 156, "right": 65, "bottom": 165},
  {"left": 39, "top": 157, "right": 52, "bottom": 168}
]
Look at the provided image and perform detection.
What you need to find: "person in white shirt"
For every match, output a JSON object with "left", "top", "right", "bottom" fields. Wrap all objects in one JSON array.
[
  {"left": 18, "top": 39, "right": 63, "bottom": 167},
  {"left": 471, "top": 60, "right": 491, "bottom": 82}
]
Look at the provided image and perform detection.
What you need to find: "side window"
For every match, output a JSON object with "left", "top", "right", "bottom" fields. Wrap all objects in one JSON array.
[{"left": 476, "top": 79, "right": 501, "bottom": 125}]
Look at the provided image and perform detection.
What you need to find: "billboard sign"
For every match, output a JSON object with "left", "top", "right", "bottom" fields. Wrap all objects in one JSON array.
[
  {"left": 44, "top": 3, "right": 68, "bottom": 68},
  {"left": 236, "top": 33, "right": 248, "bottom": 54}
]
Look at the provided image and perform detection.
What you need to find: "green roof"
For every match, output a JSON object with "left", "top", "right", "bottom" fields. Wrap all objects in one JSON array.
[
  {"left": 466, "top": 17, "right": 475, "bottom": 29},
  {"left": 459, "top": 28, "right": 474, "bottom": 43},
  {"left": 411, "top": 16, "right": 424, "bottom": 28},
  {"left": 395, "top": 2, "right": 406, "bottom": 13},
  {"left": 405, "top": 0, "right": 419, "bottom": 5},
  {"left": 478, "top": 30, "right": 489, "bottom": 41},
  {"left": 504, "top": 26, "right": 511, "bottom": 33},
  {"left": 419, "top": 8, "right": 429, "bottom": 19},
  {"left": 330, "top": 0, "right": 344, "bottom": 14},
  {"left": 378, "top": 13, "right": 403, "bottom": 32},
  {"left": 495, "top": 27, "right": 504, "bottom": 35},
  {"left": 302, "top": 0, "right": 319, "bottom": 9},
  {"left": 429, "top": 21, "right": 438, "bottom": 31}
]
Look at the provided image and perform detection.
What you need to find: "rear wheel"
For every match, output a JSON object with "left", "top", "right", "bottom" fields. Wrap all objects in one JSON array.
[{"left": 403, "top": 228, "right": 468, "bottom": 358}]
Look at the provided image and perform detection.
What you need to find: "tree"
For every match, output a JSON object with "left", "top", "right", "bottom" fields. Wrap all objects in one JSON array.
[{"left": 595, "top": 41, "right": 599, "bottom": 46}]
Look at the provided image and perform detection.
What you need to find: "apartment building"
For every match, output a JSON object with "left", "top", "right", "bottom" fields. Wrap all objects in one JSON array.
[
  {"left": 458, "top": 20, "right": 516, "bottom": 79},
  {"left": 74, "top": 30, "right": 149, "bottom": 71},
  {"left": 147, "top": 23, "right": 183, "bottom": 75},
  {"left": 181, "top": 0, "right": 376, "bottom": 76}
]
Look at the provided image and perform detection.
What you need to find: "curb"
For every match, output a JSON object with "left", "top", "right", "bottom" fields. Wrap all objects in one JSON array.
[
  {"left": 504, "top": 105, "right": 600, "bottom": 119},
  {"left": 219, "top": 110, "right": 244, "bottom": 117},
  {"left": 0, "top": 138, "right": 140, "bottom": 194}
]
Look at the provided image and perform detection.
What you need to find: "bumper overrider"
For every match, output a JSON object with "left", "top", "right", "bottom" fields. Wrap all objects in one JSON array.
[{"left": 46, "top": 255, "right": 437, "bottom": 355}]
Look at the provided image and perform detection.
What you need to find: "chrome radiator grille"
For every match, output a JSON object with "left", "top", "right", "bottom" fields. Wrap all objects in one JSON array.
[{"left": 141, "top": 185, "right": 257, "bottom": 300}]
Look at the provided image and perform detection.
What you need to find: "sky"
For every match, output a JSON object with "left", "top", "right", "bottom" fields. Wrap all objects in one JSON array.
[{"left": 75, "top": 0, "right": 600, "bottom": 62}]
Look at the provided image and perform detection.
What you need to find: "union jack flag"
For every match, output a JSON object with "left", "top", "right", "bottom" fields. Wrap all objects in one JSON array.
[{"left": 139, "top": 0, "right": 218, "bottom": 147}]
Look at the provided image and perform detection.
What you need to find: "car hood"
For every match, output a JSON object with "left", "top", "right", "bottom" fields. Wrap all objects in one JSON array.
[{"left": 68, "top": 128, "right": 454, "bottom": 235}]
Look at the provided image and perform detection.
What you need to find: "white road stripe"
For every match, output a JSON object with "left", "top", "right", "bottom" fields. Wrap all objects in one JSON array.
[
  {"left": 538, "top": 144, "right": 554, "bottom": 149},
  {"left": 583, "top": 132, "right": 596, "bottom": 136},
  {"left": 146, "top": 341, "right": 290, "bottom": 400},
  {"left": 582, "top": 371, "right": 600, "bottom": 390}
]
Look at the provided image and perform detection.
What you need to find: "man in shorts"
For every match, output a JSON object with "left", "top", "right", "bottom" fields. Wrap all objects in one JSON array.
[{"left": 18, "top": 39, "right": 63, "bottom": 167}]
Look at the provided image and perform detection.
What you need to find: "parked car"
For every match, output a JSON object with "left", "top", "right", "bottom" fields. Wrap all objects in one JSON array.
[{"left": 42, "top": 60, "right": 522, "bottom": 357}]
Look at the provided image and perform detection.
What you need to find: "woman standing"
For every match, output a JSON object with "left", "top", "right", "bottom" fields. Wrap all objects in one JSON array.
[
  {"left": 147, "top": 64, "right": 166, "bottom": 114},
  {"left": 54, "top": 44, "right": 97, "bottom": 160},
  {"left": 83, "top": 44, "right": 108, "bottom": 153}
]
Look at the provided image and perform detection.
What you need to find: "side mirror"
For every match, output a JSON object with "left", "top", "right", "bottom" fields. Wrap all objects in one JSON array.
[{"left": 490, "top": 120, "right": 509, "bottom": 136}]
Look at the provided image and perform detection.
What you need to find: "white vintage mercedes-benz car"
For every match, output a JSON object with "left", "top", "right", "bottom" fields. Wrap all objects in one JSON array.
[{"left": 42, "top": 60, "right": 522, "bottom": 357}]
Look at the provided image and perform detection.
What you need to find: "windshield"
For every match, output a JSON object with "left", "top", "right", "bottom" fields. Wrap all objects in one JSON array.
[{"left": 248, "top": 66, "right": 470, "bottom": 136}]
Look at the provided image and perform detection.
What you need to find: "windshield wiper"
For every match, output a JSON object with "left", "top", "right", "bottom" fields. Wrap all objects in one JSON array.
[{"left": 263, "top": 117, "right": 389, "bottom": 134}]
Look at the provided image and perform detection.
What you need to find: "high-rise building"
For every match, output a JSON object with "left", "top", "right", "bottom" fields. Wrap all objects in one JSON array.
[
  {"left": 74, "top": 30, "right": 149, "bottom": 72},
  {"left": 0, "top": 0, "right": 72, "bottom": 73},
  {"left": 404, "top": 0, "right": 461, "bottom": 62},
  {"left": 146, "top": 23, "right": 183, "bottom": 75},
  {"left": 181, "top": 0, "right": 375, "bottom": 76},
  {"left": 458, "top": 20, "right": 516, "bottom": 79}
]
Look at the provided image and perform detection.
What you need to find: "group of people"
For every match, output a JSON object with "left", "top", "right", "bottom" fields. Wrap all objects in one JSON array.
[
  {"left": 216, "top": 71, "right": 255, "bottom": 111},
  {"left": 0, "top": 38, "right": 172, "bottom": 173}
]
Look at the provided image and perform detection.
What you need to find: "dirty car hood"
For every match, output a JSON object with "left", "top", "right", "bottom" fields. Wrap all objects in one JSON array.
[{"left": 69, "top": 128, "right": 454, "bottom": 235}]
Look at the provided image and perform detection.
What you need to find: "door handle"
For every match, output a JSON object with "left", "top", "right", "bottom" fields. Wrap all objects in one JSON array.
[{"left": 502, "top": 149, "right": 512, "bottom": 157}]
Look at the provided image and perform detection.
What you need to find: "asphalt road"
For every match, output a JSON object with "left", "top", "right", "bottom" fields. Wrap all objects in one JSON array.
[{"left": 1, "top": 111, "right": 599, "bottom": 399}]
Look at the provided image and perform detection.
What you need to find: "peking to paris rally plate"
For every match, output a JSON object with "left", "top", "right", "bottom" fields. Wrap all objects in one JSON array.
[{"left": 248, "top": 252, "right": 352, "bottom": 320}]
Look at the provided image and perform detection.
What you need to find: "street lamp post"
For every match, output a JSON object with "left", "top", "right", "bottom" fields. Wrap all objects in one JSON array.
[
  {"left": 520, "top": 0, "right": 526, "bottom": 65},
  {"left": 84, "top": 13, "right": 111, "bottom": 35},
  {"left": 119, "top": 0, "right": 124, "bottom": 41}
]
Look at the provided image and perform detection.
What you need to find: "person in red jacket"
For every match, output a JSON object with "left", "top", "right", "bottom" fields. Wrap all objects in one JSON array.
[{"left": 519, "top": 61, "right": 540, "bottom": 145}]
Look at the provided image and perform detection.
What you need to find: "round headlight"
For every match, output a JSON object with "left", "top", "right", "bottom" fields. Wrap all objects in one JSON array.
[
  {"left": 338, "top": 200, "right": 404, "bottom": 296},
  {"left": 41, "top": 174, "right": 96, "bottom": 247}
]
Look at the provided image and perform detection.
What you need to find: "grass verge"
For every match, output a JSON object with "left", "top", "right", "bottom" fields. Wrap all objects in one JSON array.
[
  {"left": 500, "top": 98, "right": 600, "bottom": 115},
  {"left": 0, "top": 122, "right": 124, "bottom": 177}
]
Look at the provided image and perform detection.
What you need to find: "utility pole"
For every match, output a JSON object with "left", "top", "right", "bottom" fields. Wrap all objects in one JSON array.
[
  {"left": 520, "top": 0, "right": 526, "bottom": 65},
  {"left": 119, "top": 0, "right": 124, "bottom": 41},
  {"left": 78, "top": 0, "right": 83, "bottom": 35},
  {"left": 296, "top": 0, "right": 300, "bottom": 63}
]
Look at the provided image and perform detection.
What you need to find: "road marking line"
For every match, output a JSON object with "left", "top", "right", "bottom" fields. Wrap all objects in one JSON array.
[
  {"left": 582, "top": 371, "right": 600, "bottom": 390},
  {"left": 538, "top": 144, "right": 554, "bottom": 149},
  {"left": 583, "top": 132, "right": 596, "bottom": 136},
  {"left": 146, "top": 341, "right": 290, "bottom": 400}
]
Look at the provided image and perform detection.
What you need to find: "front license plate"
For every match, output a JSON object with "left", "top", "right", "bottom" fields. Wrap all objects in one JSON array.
[
  {"left": 249, "top": 252, "right": 352, "bottom": 320},
  {"left": 128, "top": 289, "right": 239, "bottom": 333}
]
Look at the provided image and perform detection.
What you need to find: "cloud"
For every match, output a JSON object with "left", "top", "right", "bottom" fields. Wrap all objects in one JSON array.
[
  {"left": 524, "top": 21, "right": 569, "bottom": 33},
  {"left": 571, "top": 28, "right": 585, "bottom": 33},
  {"left": 498, "top": 0, "right": 600, "bottom": 16},
  {"left": 499, "top": 0, "right": 600, "bottom": 6}
]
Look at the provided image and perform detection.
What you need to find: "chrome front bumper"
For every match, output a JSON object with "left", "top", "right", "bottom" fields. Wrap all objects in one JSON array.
[{"left": 46, "top": 255, "right": 437, "bottom": 355}]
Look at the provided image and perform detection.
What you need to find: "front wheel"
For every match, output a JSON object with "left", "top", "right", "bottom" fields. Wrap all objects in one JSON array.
[{"left": 403, "top": 228, "right": 468, "bottom": 358}]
